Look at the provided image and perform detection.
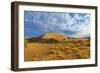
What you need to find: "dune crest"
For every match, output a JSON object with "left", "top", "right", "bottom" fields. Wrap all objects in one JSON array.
[{"left": 42, "top": 33, "right": 71, "bottom": 41}]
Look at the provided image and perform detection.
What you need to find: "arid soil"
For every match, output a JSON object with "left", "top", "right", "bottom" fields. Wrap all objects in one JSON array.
[{"left": 24, "top": 33, "right": 90, "bottom": 61}]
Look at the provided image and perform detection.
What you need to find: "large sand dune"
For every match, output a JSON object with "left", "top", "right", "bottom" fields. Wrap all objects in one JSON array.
[{"left": 24, "top": 33, "right": 90, "bottom": 61}]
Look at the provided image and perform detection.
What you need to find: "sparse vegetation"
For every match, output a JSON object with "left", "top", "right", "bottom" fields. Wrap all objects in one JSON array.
[{"left": 24, "top": 33, "right": 90, "bottom": 61}]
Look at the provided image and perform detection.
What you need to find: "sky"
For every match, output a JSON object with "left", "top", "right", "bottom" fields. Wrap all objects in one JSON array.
[{"left": 24, "top": 11, "right": 90, "bottom": 39}]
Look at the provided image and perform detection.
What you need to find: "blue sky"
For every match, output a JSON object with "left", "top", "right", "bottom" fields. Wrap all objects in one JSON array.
[{"left": 24, "top": 11, "right": 90, "bottom": 39}]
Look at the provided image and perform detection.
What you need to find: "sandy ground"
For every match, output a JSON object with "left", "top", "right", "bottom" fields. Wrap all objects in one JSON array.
[{"left": 24, "top": 39, "right": 90, "bottom": 61}]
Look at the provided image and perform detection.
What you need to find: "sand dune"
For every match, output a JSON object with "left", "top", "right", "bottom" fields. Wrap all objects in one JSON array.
[{"left": 24, "top": 33, "right": 90, "bottom": 61}]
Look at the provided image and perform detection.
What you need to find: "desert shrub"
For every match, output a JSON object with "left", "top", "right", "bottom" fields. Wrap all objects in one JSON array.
[
  {"left": 85, "top": 42, "right": 90, "bottom": 46},
  {"left": 77, "top": 40, "right": 82, "bottom": 43}
]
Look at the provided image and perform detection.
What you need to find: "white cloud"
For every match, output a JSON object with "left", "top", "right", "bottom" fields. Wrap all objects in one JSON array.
[{"left": 25, "top": 11, "right": 90, "bottom": 38}]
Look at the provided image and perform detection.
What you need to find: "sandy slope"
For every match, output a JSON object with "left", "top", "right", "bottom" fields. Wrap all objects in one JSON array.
[{"left": 24, "top": 33, "right": 90, "bottom": 61}]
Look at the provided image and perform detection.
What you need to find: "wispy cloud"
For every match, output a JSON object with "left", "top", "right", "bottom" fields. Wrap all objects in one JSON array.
[{"left": 24, "top": 11, "right": 90, "bottom": 38}]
